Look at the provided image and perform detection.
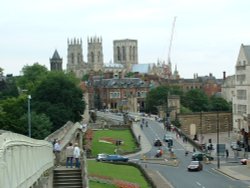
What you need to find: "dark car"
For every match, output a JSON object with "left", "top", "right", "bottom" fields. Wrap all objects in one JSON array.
[
  {"left": 187, "top": 161, "right": 203, "bottom": 171},
  {"left": 154, "top": 139, "right": 162, "bottom": 147},
  {"left": 96, "top": 154, "right": 129, "bottom": 162},
  {"left": 192, "top": 152, "right": 214, "bottom": 161},
  {"left": 230, "top": 142, "right": 242, "bottom": 151}
]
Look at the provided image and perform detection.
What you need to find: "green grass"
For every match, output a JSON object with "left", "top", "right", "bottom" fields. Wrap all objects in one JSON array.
[
  {"left": 88, "top": 160, "right": 149, "bottom": 188},
  {"left": 91, "top": 129, "right": 137, "bottom": 156}
]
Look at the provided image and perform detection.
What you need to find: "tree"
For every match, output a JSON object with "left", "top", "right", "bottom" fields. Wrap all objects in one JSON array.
[
  {"left": 17, "top": 63, "right": 48, "bottom": 92},
  {"left": 182, "top": 89, "right": 209, "bottom": 112},
  {"left": 19, "top": 112, "right": 52, "bottom": 139},
  {"left": 145, "top": 86, "right": 169, "bottom": 114},
  {"left": 209, "top": 96, "right": 231, "bottom": 111},
  {"left": 32, "top": 71, "right": 85, "bottom": 130}
]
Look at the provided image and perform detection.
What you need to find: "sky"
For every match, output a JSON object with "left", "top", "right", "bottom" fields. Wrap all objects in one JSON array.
[{"left": 1, "top": 0, "right": 250, "bottom": 78}]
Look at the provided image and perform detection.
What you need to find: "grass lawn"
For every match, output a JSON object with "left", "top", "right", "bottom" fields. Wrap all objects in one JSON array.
[
  {"left": 88, "top": 160, "right": 149, "bottom": 188},
  {"left": 91, "top": 129, "right": 137, "bottom": 156},
  {"left": 89, "top": 181, "right": 116, "bottom": 188}
]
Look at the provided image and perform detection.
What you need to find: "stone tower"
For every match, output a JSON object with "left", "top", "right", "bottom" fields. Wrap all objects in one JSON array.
[
  {"left": 50, "top": 50, "right": 62, "bottom": 71},
  {"left": 87, "top": 36, "right": 103, "bottom": 72},
  {"left": 67, "top": 38, "right": 86, "bottom": 78},
  {"left": 67, "top": 38, "right": 83, "bottom": 71},
  {"left": 113, "top": 39, "right": 138, "bottom": 71}
]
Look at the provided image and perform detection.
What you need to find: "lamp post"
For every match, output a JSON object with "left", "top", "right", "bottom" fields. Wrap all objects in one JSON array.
[
  {"left": 28, "top": 95, "right": 31, "bottom": 137},
  {"left": 217, "top": 111, "right": 220, "bottom": 169}
]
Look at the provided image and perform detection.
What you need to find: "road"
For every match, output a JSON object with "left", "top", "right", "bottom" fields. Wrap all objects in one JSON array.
[
  {"left": 98, "top": 111, "right": 249, "bottom": 188},
  {"left": 141, "top": 119, "right": 249, "bottom": 188}
]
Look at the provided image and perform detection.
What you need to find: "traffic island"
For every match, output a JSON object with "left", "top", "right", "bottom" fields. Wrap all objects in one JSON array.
[{"left": 140, "top": 154, "right": 180, "bottom": 167}]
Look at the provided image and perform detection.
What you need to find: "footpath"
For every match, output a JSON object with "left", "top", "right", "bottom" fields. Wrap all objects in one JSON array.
[{"left": 129, "top": 121, "right": 250, "bottom": 188}]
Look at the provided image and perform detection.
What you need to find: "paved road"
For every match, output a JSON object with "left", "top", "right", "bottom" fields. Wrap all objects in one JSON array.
[{"left": 139, "top": 119, "right": 250, "bottom": 188}]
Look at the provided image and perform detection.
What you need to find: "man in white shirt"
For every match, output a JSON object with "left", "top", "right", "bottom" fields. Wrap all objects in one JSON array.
[
  {"left": 53, "top": 140, "right": 61, "bottom": 167},
  {"left": 74, "top": 143, "right": 81, "bottom": 168}
]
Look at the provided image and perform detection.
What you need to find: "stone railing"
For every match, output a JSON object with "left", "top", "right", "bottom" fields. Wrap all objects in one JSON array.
[{"left": 0, "top": 132, "right": 54, "bottom": 188}]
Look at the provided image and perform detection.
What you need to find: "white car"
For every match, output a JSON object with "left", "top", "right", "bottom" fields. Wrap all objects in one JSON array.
[{"left": 96, "top": 153, "right": 108, "bottom": 161}]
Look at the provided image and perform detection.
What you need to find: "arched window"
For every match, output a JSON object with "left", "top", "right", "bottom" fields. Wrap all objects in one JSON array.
[
  {"left": 71, "top": 53, "right": 74, "bottom": 64},
  {"left": 91, "top": 52, "right": 94, "bottom": 63},
  {"left": 98, "top": 51, "right": 101, "bottom": 62},
  {"left": 117, "top": 47, "right": 121, "bottom": 61},
  {"left": 77, "top": 53, "right": 81, "bottom": 64},
  {"left": 129, "top": 46, "right": 132, "bottom": 60},
  {"left": 122, "top": 46, "right": 126, "bottom": 60},
  {"left": 133, "top": 46, "right": 136, "bottom": 60}
]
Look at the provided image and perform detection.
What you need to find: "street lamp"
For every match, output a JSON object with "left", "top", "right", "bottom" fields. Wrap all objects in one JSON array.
[{"left": 28, "top": 95, "right": 31, "bottom": 137}]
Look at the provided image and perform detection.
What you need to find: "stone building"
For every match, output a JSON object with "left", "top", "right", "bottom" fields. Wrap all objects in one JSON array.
[{"left": 50, "top": 50, "right": 63, "bottom": 71}]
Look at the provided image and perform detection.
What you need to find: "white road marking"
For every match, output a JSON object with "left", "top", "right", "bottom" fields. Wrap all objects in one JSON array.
[
  {"left": 155, "top": 171, "right": 174, "bottom": 188},
  {"left": 196, "top": 181, "right": 201, "bottom": 186}
]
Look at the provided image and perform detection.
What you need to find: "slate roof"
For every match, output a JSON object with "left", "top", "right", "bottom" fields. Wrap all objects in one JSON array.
[
  {"left": 93, "top": 78, "right": 149, "bottom": 88},
  {"left": 51, "top": 50, "right": 61, "bottom": 59}
]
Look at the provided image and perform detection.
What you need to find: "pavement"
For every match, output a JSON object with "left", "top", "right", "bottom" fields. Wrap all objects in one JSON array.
[{"left": 129, "top": 121, "right": 250, "bottom": 188}]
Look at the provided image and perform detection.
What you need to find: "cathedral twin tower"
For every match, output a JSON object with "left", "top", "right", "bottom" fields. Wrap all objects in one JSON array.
[{"left": 50, "top": 37, "right": 138, "bottom": 78}]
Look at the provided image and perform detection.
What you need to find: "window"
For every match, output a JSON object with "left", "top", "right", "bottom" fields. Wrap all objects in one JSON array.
[
  {"left": 237, "top": 90, "right": 247, "bottom": 100},
  {"left": 117, "top": 47, "right": 121, "bottom": 61},
  {"left": 91, "top": 52, "right": 94, "bottom": 63},
  {"left": 237, "top": 105, "right": 247, "bottom": 115},
  {"left": 110, "top": 92, "right": 120, "bottom": 99},
  {"left": 236, "top": 75, "right": 245, "bottom": 82},
  {"left": 122, "top": 46, "right": 126, "bottom": 60}
]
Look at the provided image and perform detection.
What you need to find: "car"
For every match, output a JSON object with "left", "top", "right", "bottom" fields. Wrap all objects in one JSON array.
[
  {"left": 96, "top": 153, "right": 108, "bottom": 161},
  {"left": 154, "top": 139, "right": 162, "bottom": 147},
  {"left": 96, "top": 154, "right": 129, "bottom": 162},
  {"left": 163, "top": 134, "right": 173, "bottom": 142},
  {"left": 187, "top": 161, "right": 203, "bottom": 171},
  {"left": 230, "top": 142, "right": 242, "bottom": 151},
  {"left": 192, "top": 152, "right": 214, "bottom": 161},
  {"left": 240, "top": 158, "right": 249, "bottom": 165}
]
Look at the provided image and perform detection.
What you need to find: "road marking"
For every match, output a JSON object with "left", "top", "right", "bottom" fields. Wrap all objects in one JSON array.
[
  {"left": 155, "top": 171, "right": 174, "bottom": 188},
  {"left": 196, "top": 182, "right": 201, "bottom": 186}
]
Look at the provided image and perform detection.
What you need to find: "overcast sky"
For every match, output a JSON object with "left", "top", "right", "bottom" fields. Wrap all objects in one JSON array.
[{"left": 1, "top": 0, "right": 250, "bottom": 78}]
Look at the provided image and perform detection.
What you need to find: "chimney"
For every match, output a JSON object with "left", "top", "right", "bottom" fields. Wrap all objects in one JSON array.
[{"left": 223, "top": 71, "right": 226, "bottom": 80}]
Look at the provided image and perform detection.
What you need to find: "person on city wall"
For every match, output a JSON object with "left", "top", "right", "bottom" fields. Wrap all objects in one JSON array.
[
  {"left": 54, "top": 140, "right": 61, "bottom": 167},
  {"left": 74, "top": 143, "right": 81, "bottom": 168},
  {"left": 66, "top": 142, "right": 74, "bottom": 168}
]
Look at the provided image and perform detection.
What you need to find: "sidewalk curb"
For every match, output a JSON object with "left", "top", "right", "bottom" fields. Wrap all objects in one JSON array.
[{"left": 212, "top": 168, "right": 239, "bottom": 180}]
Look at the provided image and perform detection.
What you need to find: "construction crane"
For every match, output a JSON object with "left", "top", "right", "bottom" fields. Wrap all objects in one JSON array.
[{"left": 163, "top": 16, "right": 177, "bottom": 78}]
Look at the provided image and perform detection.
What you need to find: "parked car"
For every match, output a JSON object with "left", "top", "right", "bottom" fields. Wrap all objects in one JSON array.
[
  {"left": 187, "top": 161, "right": 203, "bottom": 171},
  {"left": 154, "top": 139, "right": 162, "bottom": 147},
  {"left": 163, "top": 134, "right": 172, "bottom": 142},
  {"left": 192, "top": 152, "right": 214, "bottom": 161},
  {"left": 230, "top": 142, "right": 242, "bottom": 151},
  {"left": 96, "top": 154, "right": 129, "bottom": 162},
  {"left": 96, "top": 153, "right": 108, "bottom": 161}
]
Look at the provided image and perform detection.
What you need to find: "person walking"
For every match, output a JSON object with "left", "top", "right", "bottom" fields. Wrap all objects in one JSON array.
[
  {"left": 74, "top": 143, "right": 81, "bottom": 168},
  {"left": 54, "top": 140, "right": 61, "bottom": 167},
  {"left": 66, "top": 142, "right": 74, "bottom": 168}
]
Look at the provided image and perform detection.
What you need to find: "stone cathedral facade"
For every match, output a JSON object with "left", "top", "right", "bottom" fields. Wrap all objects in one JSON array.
[{"left": 63, "top": 36, "right": 175, "bottom": 79}]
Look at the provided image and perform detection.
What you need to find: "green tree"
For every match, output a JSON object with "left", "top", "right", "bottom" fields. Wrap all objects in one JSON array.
[
  {"left": 145, "top": 86, "right": 170, "bottom": 114},
  {"left": 32, "top": 72, "right": 85, "bottom": 131},
  {"left": 182, "top": 89, "right": 209, "bottom": 112},
  {"left": 0, "top": 76, "right": 19, "bottom": 99},
  {"left": 17, "top": 63, "right": 48, "bottom": 92},
  {"left": 209, "top": 96, "right": 231, "bottom": 111},
  {"left": 19, "top": 112, "right": 52, "bottom": 139}
]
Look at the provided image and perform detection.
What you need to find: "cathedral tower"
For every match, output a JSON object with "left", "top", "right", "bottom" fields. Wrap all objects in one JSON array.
[
  {"left": 87, "top": 36, "right": 103, "bottom": 72},
  {"left": 67, "top": 38, "right": 84, "bottom": 73},
  {"left": 50, "top": 50, "right": 62, "bottom": 71},
  {"left": 113, "top": 39, "right": 138, "bottom": 71}
]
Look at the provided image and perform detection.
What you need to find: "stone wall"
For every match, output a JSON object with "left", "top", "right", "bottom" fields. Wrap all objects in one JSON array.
[{"left": 178, "top": 111, "right": 232, "bottom": 136}]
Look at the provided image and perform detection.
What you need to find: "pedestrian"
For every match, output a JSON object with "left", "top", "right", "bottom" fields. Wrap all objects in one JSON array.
[
  {"left": 66, "top": 142, "right": 74, "bottom": 168},
  {"left": 54, "top": 140, "right": 61, "bottom": 167},
  {"left": 74, "top": 143, "right": 81, "bottom": 168},
  {"left": 225, "top": 149, "right": 229, "bottom": 159}
]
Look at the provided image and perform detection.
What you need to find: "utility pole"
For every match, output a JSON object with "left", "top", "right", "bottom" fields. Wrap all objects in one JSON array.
[
  {"left": 167, "top": 16, "right": 177, "bottom": 64},
  {"left": 28, "top": 95, "right": 32, "bottom": 137}
]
